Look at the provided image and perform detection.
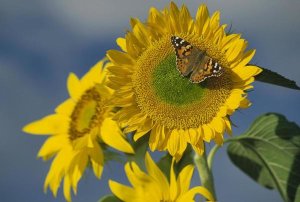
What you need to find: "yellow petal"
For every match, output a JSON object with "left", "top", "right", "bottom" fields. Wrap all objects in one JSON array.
[
  {"left": 87, "top": 134, "right": 94, "bottom": 148},
  {"left": 145, "top": 152, "right": 170, "bottom": 199},
  {"left": 177, "top": 164, "right": 194, "bottom": 194},
  {"left": 202, "top": 124, "right": 213, "bottom": 142},
  {"left": 169, "top": 2, "right": 180, "bottom": 33},
  {"left": 192, "top": 141, "right": 204, "bottom": 156},
  {"left": 23, "top": 114, "right": 68, "bottom": 135},
  {"left": 55, "top": 98, "right": 75, "bottom": 116},
  {"left": 107, "top": 50, "right": 135, "bottom": 66},
  {"left": 67, "top": 73, "right": 83, "bottom": 100},
  {"left": 116, "top": 37, "right": 127, "bottom": 52},
  {"left": 224, "top": 117, "right": 232, "bottom": 135},
  {"left": 178, "top": 129, "right": 188, "bottom": 154},
  {"left": 100, "top": 118, "right": 134, "bottom": 153},
  {"left": 233, "top": 49, "right": 256, "bottom": 69},
  {"left": 179, "top": 5, "right": 192, "bottom": 33},
  {"left": 148, "top": 7, "right": 166, "bottom": 32},
  {"left": 226, "top": 89, "right": 244, "bottom": 111},
  {"left": 107, "top": 65, "right": 132, "bottom": 77},
  {"left": 125, "top": 32, "right": 144, "bottom": 58},
  {"left": 44, "top": 148, "right": 71, "bottom": 196},
  {"left": 240, "top": 97, "right": 251, "bottom": 108},
  {"left": 216, "top": 105, "right": 227, "bottom": 117},
  {"left": 195, "top": 4, "right": 209, "bottom": 34},
  {"left": 72, "top": 135, "right": 90, "bottom": 150},
  {"left": 149, "top": 125, "right": 160, "bottom": 151},
  {"left": 226, "top": 39, "right": 246, "bottom": 63},
  {"left": 134, "top": 118, "right": 153, "bottom": 141},
  {"left": 210, "top": 117, "right": 225, "bottom": 134},
  {"left": 232, "top": 65, "right": 262, "bottom": 81},
  {"left": 80, "top": 60, "right": 104, "bottom": 89},
  {"left": 214, "top": 132, "right": 224, "bottom": 145},
  {"left": 70, "top": 152, "right": 88, "bottom": 194},
  {"left": 130, "top": 17, "right": 139, "bottom": 28},
  {"left": 38, "top": 135, "right": 69, "bottom": 160},
  {"left": 125, "top": 162, "right": 147, "bottom": 187},
  {"left": 167, "top": 129, "right": 180, "bottom": 156},
  {"left": 109, "top": 180, "right": 136, "bottom": 202},
  {"left": 169, "top": 158, "right": 178, "bottom": 200},
  {"left": 221, "top": 34, "right": 241, "bottom": 52},
  {"left": 132, "top": 22, "right": 151, "bottom": 47},
  {"left": 185, "top": 128, "right": 200, "bottom": 145},
  {"left": 209, "top": 11, "right": 220, "bottom": 32},
  {"left": 178, "top": 186, "right": 215, "bottom": 202},
  {"left": 167, "top": 129, "right": 187, "bottom": 160},
  {"left": 63, "top": 175, "right": 72, "bottom": 202},
  {"left": 88, "top": 144, "right": 104, "bottom": 178}
]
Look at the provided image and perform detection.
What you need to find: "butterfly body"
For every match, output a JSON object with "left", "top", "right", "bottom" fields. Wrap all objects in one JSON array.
[{"left": 171, "top": 36, "right": 223, "bottom": 83}]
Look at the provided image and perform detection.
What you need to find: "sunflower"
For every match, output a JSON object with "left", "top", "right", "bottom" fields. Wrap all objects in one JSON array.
[
  {"left": 109, "top": 152, "right": 215, "bottom": 202},
  {"left": 107, "top": 2, "right": 261, "bottom": 160},
  {"left": 23, "top": 60, "right": 134, "bottom": 202}
]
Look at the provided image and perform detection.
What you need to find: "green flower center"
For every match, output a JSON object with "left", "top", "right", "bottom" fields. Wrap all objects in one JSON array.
[
  {"left": 69, "top": 86, "right": 105, "bottom": 141},
  {"left": 152, "top": 54, "right": 205, "bottom": 106}
]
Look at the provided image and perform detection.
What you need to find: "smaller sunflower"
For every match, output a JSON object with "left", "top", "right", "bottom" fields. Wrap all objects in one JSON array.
[
  {"left": 109, "top": 152, "right": 215, "bottom": 202},
  {"left": 23, "top": 60, "right": 134, "bottom": 202}
]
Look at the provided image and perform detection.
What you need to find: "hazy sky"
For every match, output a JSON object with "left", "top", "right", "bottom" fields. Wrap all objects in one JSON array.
[{"left": 1, "top": 0, "right": 299, "bottom": 201}]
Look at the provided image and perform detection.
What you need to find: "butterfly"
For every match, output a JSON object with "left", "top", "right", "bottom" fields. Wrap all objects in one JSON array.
[{"left": 171, "top": 36, "right": 223, "bottom": 83}]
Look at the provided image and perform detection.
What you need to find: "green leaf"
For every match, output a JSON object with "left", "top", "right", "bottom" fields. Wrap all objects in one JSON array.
[
  {"left": 157, "top": 153, "right": 172, "bottom": 180},
  {"left": 98, "top": 195, "right": 122, "bottom": 202},
  {"left": 126, "top": 134, "right": 149, "bottom": 170},
  {"left": 175, "top": 144, "right": 194, "bottom": 174},
  {"left": 227, "top": 113, "right": 300, "bottom": 202},
  {"left": 255, "top": 66, "right": 300, "bottom": 90},
  {"left": 103, "top": 149, "right": 124, "bottom": 163},
  {"left": 157, "top": 145, "right": 194, "bottom": 181}
]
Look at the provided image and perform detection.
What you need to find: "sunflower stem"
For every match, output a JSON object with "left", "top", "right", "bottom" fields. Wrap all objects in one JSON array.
[
  {"left": 207, "top": 144, "right": 221, "bottom": 170},
  {"left": 194, "top": 147, "right": 217, "bottom": 201}
]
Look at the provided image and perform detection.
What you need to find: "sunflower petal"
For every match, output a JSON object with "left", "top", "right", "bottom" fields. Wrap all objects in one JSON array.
[
  {"left": 23, "top": 114, "right": 68, "bottom": 135},
  {"left": 67, "top": 73, "right": 83, "bottom": 100},
  {"left": 109, "top": 180, "right": 137, "bottom": 202},
  {"left": 145, "top": 152, "right": 170, "bottom": 198},
  {"left": 177, "top": 164, "right": 194, "bottom": 194},
  {"left": 88, "top": 144, "right": 104, "bottom": 178},
  {"left": 116, "top": 37, "right": 127, "bottom": 52},
  {"left": 80, "top": 61, "right": 103, "bottom": 88},
  {"left": 107, "top": 50, "right": 135, "bottom": 66},
  {"left": 100, "top": 118, "right": 134, "bottom": 154},
  {"left": 178, "top": 186, "right": 215, "bottom": 202},
  {"left": 38, "top": 135, "right": 69, "bottom": 160}
]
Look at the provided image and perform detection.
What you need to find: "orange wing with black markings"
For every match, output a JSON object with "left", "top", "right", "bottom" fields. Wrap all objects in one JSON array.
[{"left": 171, "top": 36, "right": 223, "bottom": 83}]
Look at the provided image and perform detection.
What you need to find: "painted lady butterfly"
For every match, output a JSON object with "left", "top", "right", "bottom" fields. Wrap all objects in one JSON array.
[{"left": 171, "top": 36, "right": 223, "bottom": 83}]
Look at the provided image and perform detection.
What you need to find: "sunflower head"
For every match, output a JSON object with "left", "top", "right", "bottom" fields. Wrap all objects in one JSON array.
[
  {"left": 107, "top": 2, "right": 261, "bottom": 160},
  {"left": 23, "top": 60, "right": 134, "bottom": 201}
]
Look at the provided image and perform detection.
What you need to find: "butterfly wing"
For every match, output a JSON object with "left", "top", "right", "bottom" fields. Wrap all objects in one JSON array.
[
  {"left": 171, "top": 36, "right": 223, "bottom": 83},
  {"left": 190, "top": 55, "right": 223, "bottom": 83},
  {"left": 171, "top": 36, "right": 195, "bottom": 76}
]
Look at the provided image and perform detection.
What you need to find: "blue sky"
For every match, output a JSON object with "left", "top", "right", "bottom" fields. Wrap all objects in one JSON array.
[{"left": 1, "top": 0, "right": 299, "bottom": 201}]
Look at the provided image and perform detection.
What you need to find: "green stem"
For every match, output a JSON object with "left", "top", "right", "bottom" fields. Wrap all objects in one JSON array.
[
  {"left": 194, "top": 147, "right": 217, "bottom": 201},
  {"left": 207, "top": 145, "right": 220, "bottom": 171},
  {"left": 207, "top": 138, "right": 234, "bottom": 170}
]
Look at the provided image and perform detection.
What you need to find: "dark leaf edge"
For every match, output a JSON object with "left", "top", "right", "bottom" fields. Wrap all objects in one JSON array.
[{"left": 254, "top": 65, "right": 300, "bottom": 90}]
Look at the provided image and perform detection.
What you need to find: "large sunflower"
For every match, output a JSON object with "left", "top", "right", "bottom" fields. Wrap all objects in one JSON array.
[
  {"left": 107, "top": 2, "right": 261, "bottom": 160},
  {"left": 23, "top": 60, "right": 134, "bottom": 201},
  {"left": 109, "top": 152, "right": 215, "bottom": 202}
]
